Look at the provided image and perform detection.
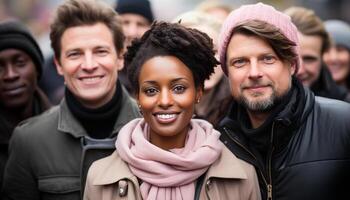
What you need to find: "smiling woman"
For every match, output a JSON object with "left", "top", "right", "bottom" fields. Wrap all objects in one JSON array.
[
  {"left": 83, "top": 21, "right": 261, "bottom": 200},
  {"left": 324, "top": 20, "right": 350, "bottom": 91},
  {"left": 138, "top": 55, "right": 200, "bottom": 150}
]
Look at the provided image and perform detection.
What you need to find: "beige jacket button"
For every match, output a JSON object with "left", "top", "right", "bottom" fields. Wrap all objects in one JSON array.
[
  {"left": 118, "top": 180, "right": 128, "bottom": 197},
  {"left": 206, "top": 180, "right": 211, "bottom": 187}
]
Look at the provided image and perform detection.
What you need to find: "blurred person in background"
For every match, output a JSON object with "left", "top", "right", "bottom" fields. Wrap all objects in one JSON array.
[
  {"left": 115, "top": 0, "right": 154, "bottom": 48},
  {"left": 38, "top": 54, "right": 65, "bottom": 105},
  {"left": 173, "top": 11, "right": 232, "bottom": 127},
  {"left": 2, "top": 0, "right": 140, "bottom": 199},
  {"left": 0, "top": 19, "right": 51, "bottom": 190},
  {"left": 196, "top": 0, "right": 232, "bottom": 23},
  {"left": 0, "top": 0, "right": 64, "bottom": 105},
  {"left": 323, "top": 19, "right": 350, "bottom": 92},
  {"left": 285, "top": 7, "right": 350, "bottom": 102},
  {"left": 115, "top": 0, "right": 154, "bottom": 94}
]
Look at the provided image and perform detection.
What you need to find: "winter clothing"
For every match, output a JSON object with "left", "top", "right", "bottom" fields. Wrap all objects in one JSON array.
[
  {"left": 84, "top": 119, "right": 261, "bottom": 200},
  {"left": 324, "top": 19, "right": 350, "bottom": 50},
  {"left": 2, "top": 86, "right": 140, "bottom": 200},
  {"left": 116, "top": 119, "right": 222, "bottom": 200},
  {"left": 218, "top": 3, "right": 301, "bottom": 75},
  {"left": 311, "top": 64, "right": 350, "bottom": 102},
  {"left": 219, "top": 79, "right": 350, "bottom": 200},
  {"left": 115, "top": 0, "right": 154, "bottom": 23},
  {"left": 0, "top": 88, "right": 50, "bottom": 192},
  {"left": 66, "top": 81, "right": 124, "bottom": 139},
  {"left": 0, "top": 20, "right": 44, "bottom": 79}
]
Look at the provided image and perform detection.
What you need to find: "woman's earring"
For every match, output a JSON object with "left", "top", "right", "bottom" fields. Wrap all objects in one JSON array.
[
  {"left": 196, "top": 98, "right": 200, "bottom": 103},
  {"left": 138, "top": 104, "right": 143, "bottom": 115}
]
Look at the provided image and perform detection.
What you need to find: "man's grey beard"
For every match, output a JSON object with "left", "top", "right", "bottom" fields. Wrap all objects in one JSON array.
[
  {"left": 237, "top": 91, "right": 276, "bottom": 112},
  {"left": 235, "top": 78, "right": 293, "bottom": 112}
]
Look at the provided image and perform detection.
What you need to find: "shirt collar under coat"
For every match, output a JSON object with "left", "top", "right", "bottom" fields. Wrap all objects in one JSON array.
[
  {"left": 91, "top": 146, "right": 248, "bottom": 186},
  {"left": 57, "top": 86, "right": 140, "bottom": 138}
]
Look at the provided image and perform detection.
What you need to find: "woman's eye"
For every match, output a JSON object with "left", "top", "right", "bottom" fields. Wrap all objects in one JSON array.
[
  {"left": 144, "top": 88, "right": 158, "bottom": 96},
  {"left": 173, "top": 85, "right": 186, "bottom": 94},
  {"left": 263, "top": 55, "right": 276, "bottom": 64}
]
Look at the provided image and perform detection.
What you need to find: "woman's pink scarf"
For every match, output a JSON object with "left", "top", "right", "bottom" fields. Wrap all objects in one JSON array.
[{"left": 116, "top": 118, "right": 223, "bottom": 200}]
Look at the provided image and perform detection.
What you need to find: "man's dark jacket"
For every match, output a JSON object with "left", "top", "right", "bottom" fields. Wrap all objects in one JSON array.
[
  {"left": 2, "top": 87, "right": 140, "bottom": 200},
  {"left": 0, "top": 88, "right": 51, "bottom": 190},
  {"left": 219, "top": 79, "right": 350, "bottom": 200}
]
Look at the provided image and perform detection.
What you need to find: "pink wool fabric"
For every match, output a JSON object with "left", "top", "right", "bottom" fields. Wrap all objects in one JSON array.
[
  {"left": 116, "top": 118, "right": 223, "bottom": 200},
  {"left": 218, "top": 2, "right": 301, "bottom": 75}
]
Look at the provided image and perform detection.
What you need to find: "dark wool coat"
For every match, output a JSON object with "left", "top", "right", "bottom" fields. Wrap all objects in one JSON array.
[{"left": 2, "top": 87, "right": 140, "bottom": 200}]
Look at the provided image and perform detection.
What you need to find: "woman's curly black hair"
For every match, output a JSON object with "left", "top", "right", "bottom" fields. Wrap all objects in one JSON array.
[{"left": 124, "top": 21, "right": 219, "bottom": 95}]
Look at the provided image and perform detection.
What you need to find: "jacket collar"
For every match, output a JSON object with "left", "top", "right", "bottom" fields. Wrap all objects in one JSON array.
[
  {"left": 58, "top": 86, "right": 140, "bottom": 138},
  {"left": 92, "top": 145, "right": 248, "bottom": 186},
  {"left": 92, "top": 151, "right": 137, "bottom": 185},
  {"left": 219, "top": 78, "right": 315, "bottom": 161},
  {"left": 206, "top": 146, "right": 247, "bottom": 180}
]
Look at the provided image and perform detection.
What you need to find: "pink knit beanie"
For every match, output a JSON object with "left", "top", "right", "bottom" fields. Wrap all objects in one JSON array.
[{"left": 218, "top": 2, "right": 301, "bottom": 75}]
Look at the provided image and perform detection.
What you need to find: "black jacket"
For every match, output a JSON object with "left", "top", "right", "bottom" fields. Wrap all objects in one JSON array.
[
  {"left": 0, "top": 88, "right": 51, "bottom": 190},
  {"left": 219, "top": 79, "right": 350, "bottom": 200},
  {"left": 311, "top": 65, "right": 350, "bottom": 103}
]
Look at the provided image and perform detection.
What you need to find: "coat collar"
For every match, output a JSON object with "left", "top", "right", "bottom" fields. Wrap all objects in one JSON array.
[
  {"left": 206, "top": 146, "right": 248, "bottom": 180},
  {"left": 92, "top": 151, "right": 137, "bottom": 185},
  {"left": 58, "top": 86, "right": 140, "bottom": 138}
]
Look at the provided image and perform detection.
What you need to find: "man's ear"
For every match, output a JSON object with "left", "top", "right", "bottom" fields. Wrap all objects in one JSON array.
[
  {"left": 116, "top": 49, "right": 125, "bottom": 71},
  {"left": 117, "top": 56, "right": 124, "bottom": 71},
  {"left": 290, "top": 62, "right": 297, "bottom": 75},
  {"left": 54, "top": 57, "right": 64, "bottom": 76}
]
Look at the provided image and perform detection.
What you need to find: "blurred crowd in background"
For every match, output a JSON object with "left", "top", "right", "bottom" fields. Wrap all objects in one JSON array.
[{"left": 1, "top": 0, "right": 350, "bottom": 61}]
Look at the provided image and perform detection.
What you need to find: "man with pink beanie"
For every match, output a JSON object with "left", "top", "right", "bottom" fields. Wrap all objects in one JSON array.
[{"left": 218, "top": 2, "right": 350, "bottom": 200}]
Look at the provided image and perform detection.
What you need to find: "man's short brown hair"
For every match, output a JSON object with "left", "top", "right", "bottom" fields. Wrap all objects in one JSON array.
[{"left": 50, "top": 0, "right": 124, "bottom": 60}]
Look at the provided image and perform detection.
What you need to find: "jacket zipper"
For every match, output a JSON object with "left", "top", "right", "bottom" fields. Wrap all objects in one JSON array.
[
  {"left": 267, "top": 122, "right": 275, "bottom": 200},
  {"left": 223, "top": 126, "right": 275, "bottom": 200}
]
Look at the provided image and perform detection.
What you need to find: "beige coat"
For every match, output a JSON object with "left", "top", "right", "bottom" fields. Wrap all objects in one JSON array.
[{"left": 84, "top": 145, "right": 261, "bottom": 200}]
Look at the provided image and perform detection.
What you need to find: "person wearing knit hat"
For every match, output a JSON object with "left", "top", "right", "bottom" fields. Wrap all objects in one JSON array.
[
  {"left": 0, "top": 20, "right": 44, "bottom": 79},
  {"left": 218, "top": 3, "right": 350, "bottom": 200},
  {"left": 115, "top": 0, "right": 154, "bottom": 47},
  {"left": 0, "top": 19, "right": 51, "bottom": 190},
  {"left": 323, "top": 20, "right": 350, "bottom": 90},
  {"left": 115, "top": 0, "right": 154, "bottom": 95}
]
